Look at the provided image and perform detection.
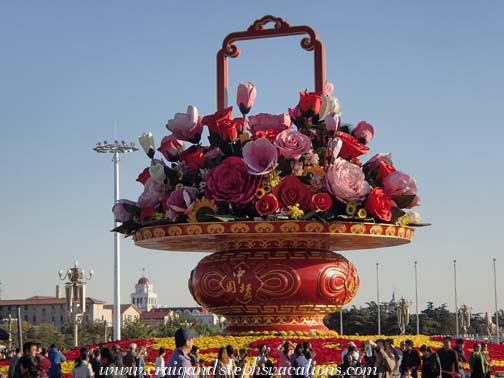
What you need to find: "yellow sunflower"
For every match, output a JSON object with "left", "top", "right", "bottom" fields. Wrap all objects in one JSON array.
[{"left": 187, "top": 197, "right": 218, "bottom": 223}]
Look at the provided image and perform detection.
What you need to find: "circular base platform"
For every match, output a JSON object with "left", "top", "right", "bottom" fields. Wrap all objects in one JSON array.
[{"left": 134, "top": 220, "right": 414, "bottom": 252}]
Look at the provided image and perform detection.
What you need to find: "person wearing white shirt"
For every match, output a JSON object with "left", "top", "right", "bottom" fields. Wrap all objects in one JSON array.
[
  {"left": 72, "top": 349, "right": 94, "bottom": 378},
  {"left": 156, "top": 348, "right": 166, "bottom": 378}
]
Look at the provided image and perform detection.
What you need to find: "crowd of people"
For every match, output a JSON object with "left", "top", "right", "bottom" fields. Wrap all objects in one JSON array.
[{"left": 0, "top": 333, "right": 496, "bottom": 378}]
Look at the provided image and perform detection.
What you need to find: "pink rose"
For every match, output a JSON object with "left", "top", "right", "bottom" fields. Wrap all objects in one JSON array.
[
  {"left": 205, "top": 157, "right": 261, "bottom": 205},
  {"left": 242, "top": 137, "right": 278, "bottom": 175},
  {"left": 352, "top": 121, "right": 375, "bottom": 145},
  {"left": 166, "top": 105, "right": 203, "bottom": 143},
  {"left": 248, "top": 113, "right": 291, "bottom": 134},
  {"left": 383, "top": 171, "right": 417, "bottom": 197},
  {"left": 158, "top": 135, "right": 184, "bottom": 162},
  {"left": 237, "top": 82, "right": 256, "bottom": 115},
  {"left": 112, "top": 199, "right": 136, "bottom": 222},
  {"left": 166, "top": 187, "right": 198, "bottom": 215},
  {"left": 137, "top": 178, "right": 165, "bottom": 208},
  {"left": 324, "top": 112, "right": 341, "bottom": 132},
  {"left": 326, "top": 158, "right": 370, "bottom": 204},
  {"left": 274, "top": 129, "right": 312, "bottom": 159},
  {"left": 288, "top": 105, "right": 305, "bottom": 126}
]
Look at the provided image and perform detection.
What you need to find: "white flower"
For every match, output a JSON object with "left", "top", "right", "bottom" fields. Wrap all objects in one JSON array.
[
  {"left": 291, "top": 160, "right": 304, "bottom": 176},
  {"left": 407, "top": 211, "right": 421, "bottom": 224},
  {"left": 303, "top": 150, "right": 320, "bottom": 166},
  {"left": 138, "top": 132, "right": 155, "bottom": 159},
  {"left": 318, "top": 95, "right": 341, "bottom": 120}
]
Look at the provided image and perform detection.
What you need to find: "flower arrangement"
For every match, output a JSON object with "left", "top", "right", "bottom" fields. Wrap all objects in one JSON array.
[{"left": 113, "top": 82, "right": 424, "bottom": 235}]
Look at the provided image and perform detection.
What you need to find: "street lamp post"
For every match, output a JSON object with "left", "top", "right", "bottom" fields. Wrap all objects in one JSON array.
[
  {"left": 59, "top": 261, "right": 93, "bottom": 347},
  {"left": 454, "top": 260, "right": 459, "bottom": 338},
  {"left": 414, "top": 261, "right": 420, "bottom": 335},
  {"left": 494, "top": 258, "right": 500, "bottom": 344},
  {"left": 94, "top": 140, "right": 137, "bottom": 341},
  {"left": 377, "top": 262, "right": 381, "bottom": 335}
]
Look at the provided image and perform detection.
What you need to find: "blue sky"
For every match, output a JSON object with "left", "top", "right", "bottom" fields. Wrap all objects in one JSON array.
[{"left": 1, "top": 1, "right": 503, "bottom": 315}]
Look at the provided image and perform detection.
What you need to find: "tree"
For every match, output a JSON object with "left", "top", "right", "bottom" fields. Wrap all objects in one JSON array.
[{"left": 122, "top": 319, "right": 155, "bottom": 339}]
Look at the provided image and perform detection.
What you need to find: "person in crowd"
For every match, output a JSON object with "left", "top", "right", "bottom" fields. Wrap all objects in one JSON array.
[
  {"left": 276, "top": 342, "right": 294, "bottom": 378},
  {"left": 122, "top": 344, "right": 137, "bottom": 378},
  {"left": 215, "top": 348, "right": 232, "bottom": 378},
  {"left": 341, "top": 343, "right": 360, "bottom": 378},
  {"left": 342, "top": 342, "right": 359, "bottom": 366},
  {"left": 469, "top": 344, "right": 487, "bottom": 378},
  {"left": 236, "top": 350, "right": 247, "bottom": 378},
  {"left": 302, "top": 342, "right": 316, "bottom": 363},
  {"left": 400, "top": 340, "right": 421, "bottom": 378},
  {"left": 99, "top": 348, "right": 122, "bottom": 378},
  {"left": 15, "top": 342, "right": 39, "bottom": 378},
  {"left": 197, "top": 359, "right": 206, "bottom": 378},
  {"left": 110, "top": 346, "right": 122, "bottom": 368},
  {"left": 419, "top": 345, "right": 441, "bottom": 378},
  {"left": 480, "top": 343, "right": 491, "bottom": 378},
  {"left": 255, "top": 345, "right": 269, "bottom": 378},
  {"left": 90, "top": 350, "right": 101, "bottom": 378},
  {"left": 48, "top": 344, "right": 66, "bottom": 378},
  {"left": 135, "top": 347, "right": 146, "bottom": 378},
  {"left": 189, "top": 346, "right": 200, "bottom": 367},
  {"left": 36, "top": 346, "right": 51, "bottom": 378},
  {"left": 166, "top": 328, "right": 194, "bottom": 378},
  {"left": 225, "top": 345, "right": 237, "bottom": 378},
  {"left": 437, "top": 337, "right": 459, "bottom": 378},
  {"left": 372, "top": 339, "right": 397, "bottom": 378},
  {"left": 363, "top": 340, "right": 376, "bottom": 371},
  {"left": 155, "top": 348, "right": 166, "bottom": 378},
  {"left": 291, "top": 344, "right": 309, "bottom": 378},
  {"left": 8, "top": 348, "right": 21, "bottom": 378},
  {"left": 72, "top": 348, "right": 94, "bottom": 378},
  {"left": 454, "top": 339, "right": 467, "bottom": 378}
]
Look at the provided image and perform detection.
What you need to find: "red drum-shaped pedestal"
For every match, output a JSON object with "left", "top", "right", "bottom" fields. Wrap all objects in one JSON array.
[
  {"left": 134, "top": 221, "right": 414, "bottom": 333},
  {"left": 189, "top": 247, "right": 359, "bottom": 333}
]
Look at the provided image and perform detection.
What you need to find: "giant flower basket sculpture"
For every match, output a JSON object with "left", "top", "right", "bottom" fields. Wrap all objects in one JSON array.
[{"left": 113, "top": 15, "right": 426, "bottom": 333}]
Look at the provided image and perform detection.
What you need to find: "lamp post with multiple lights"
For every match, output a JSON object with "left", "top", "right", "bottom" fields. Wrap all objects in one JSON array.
[
  {"left": 93, "top": 140, "right": 137, "bottom": 341},
  {"left": 58, "top": 261, "right": 93, "bottom": 347}
]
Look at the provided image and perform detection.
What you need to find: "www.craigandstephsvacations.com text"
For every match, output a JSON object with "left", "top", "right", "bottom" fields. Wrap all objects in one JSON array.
[{"left": 99, "top": 360, "right": 378, "bottom": 378}]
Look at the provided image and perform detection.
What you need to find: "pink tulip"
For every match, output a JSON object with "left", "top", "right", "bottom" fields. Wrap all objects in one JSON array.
[
  {"left": 158, "top": 135, "right": 184, "bottom": 161},
  {"left": 166, "top": 105, "right": 203, "bottom": 143},
  {"left": 324, "top": 112, "right": 341, "bottom": 132},
  {"left": 137, "top": 178, "right": 165, "bottom": 208},
  {"left": 242, "top": 137, "right": 278, "bottom": 175},
  {"left": 237, "top": 82, "right": 256, "bottom": 115},
  {"left": 324, "top": 82, "right": 334, "bottom": 96},
  {"left": 274, "top": 128, "right": 312, "bottom": 160},
  {"left": 326, "top": 158, "right": 370, "bottom": 204},
  {"left": 166, "top": 186, "right": 198, "bottom": 215},
  {"left": 365, "top": 153, "right": 393, "bottom": 171},
  {"left": 112, "top": 199, "right": 136, "bottom": 222},
  {"left": 248, "top": 113, "right": 291, "bottom": 134},
  {"left": 288, "top": 105, "right": 304, "bottom": 125},
  {"left": 352, "top": 121, "right": 375, "bottom": 145},
  {"left": 383, "top": 171, "right": 417, "bottom": 197}
]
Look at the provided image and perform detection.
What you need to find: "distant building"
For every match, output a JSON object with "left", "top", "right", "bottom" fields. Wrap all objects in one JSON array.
[
  {"left": 131, "top": 273, "right": 158, "bottom": 312},
  {"left": 141, "top": 306, "right": 223, "bottom": 327},
  {"left": 104, "top": 304, "right": 141, "bottom": 326},
  {"left": 140, "top": 308, "right": 174, "bottom": 327},
  {"left": 0, "top": 293, "right": 111, "bottom": 331}
]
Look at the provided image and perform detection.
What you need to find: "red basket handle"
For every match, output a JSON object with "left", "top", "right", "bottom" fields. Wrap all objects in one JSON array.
[{"left": 216, "top": 15, "right": 326, "bottom": 110}]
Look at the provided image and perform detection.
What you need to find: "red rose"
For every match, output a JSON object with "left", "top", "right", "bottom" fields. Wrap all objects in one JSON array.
[
  {"left": 376, "top": 160, "right": 396, "bottom": 182},
  {"left": 205, "top": 157, "right": 261, "bottom": 205},
  {"left": 139, "top": 207, "right": 157, "bottom": 221},
  {"left": 201, "top": 106, "right": 233, "bottom": 127},
  {"left": 253, "top": 128, "right": 283, "bottom": 143},
  {"left": 364, "top": 187, "right": 393, "bottom": 222},
  {"left": 136, "top": 167, "right": 150, "bottom": 185},
  {"left": 255, "top": 194, "right": 279, "bottom": 216},
  {"left": 179, "top": 146, "right": 207, "bottom": 171},
  {"left": 201, "top": 107, "right": 242, "bottom": 142},
  {"left": 299, "top": 91, "right": 322, "bottom": 115},
  {"left": 311, "top": 192, "right": 333, "bottom": 212},
  {"left": 336, "top": 131, "right": 370, "bottom": 160},
  {"left": 273, "top": 175, "right": 313, "bottom": 211}
]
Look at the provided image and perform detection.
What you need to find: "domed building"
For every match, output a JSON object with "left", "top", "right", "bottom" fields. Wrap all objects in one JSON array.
[{"left": 131, "top": 271, "right": 158, "bottom": 312}]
